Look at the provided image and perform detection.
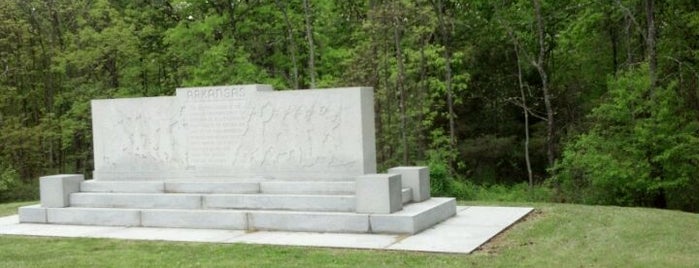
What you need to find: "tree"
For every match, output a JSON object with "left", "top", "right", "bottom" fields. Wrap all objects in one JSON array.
[{"left": 553, "top": 66, "right": 699, "bottom": 211}]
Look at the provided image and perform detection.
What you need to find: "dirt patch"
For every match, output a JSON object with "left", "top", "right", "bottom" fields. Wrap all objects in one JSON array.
[{"left": 473, "top": 208, "right": 544, "bottom": 255}]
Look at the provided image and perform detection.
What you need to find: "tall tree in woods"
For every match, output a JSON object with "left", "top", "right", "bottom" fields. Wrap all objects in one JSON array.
[
  {"left": 532, "top": 0, "right": 555, "bottom": 167},
  {"left": 433, "top": 0, "right": 457, "bottom": 154},
  {"left": 303, "top": 0, "right": 316, "bottom": 89}
]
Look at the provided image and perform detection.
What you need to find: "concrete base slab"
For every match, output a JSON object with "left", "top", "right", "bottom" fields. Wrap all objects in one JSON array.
[
  {"left": 0, "top": 206, "right": 533, "bottom": 254},
  {"left": 235, "top": 231, "right": 399, "bottom": 249},
  {"left": 388, "top": 206, "right": 534, "bottom": 253},
  {"left": 0, "top": 222, "right": 124, "bottom": 238},
  {"left": 96, "top": 227, "right": 247, "bottom": 242}
]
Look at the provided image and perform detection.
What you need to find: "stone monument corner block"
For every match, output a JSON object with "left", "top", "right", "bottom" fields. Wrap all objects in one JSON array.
[
  {"left": 387, "top": 166, "right": 431, "bottom": 202},
  {"left": 355, "top": 174, "right": 402, "bottom": 213},
  {"left": 39, "top": 174, "right": 84, "bottom": 208}
]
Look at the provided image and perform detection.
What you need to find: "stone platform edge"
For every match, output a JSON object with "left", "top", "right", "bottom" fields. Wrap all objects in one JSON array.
[{"left": 17, "top": 197, "right": 456, "bottom": 235}]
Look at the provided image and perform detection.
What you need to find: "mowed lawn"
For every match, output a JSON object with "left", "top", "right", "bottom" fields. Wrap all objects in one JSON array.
[{"left": 0, "top": 201, "right": 697, "bottom": 267}]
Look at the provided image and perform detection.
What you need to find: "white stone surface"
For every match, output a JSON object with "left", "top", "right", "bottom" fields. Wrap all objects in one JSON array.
[
  {"left": 249, "top": 211, "right": 370, "bottom": 233},
  {"left": 0, "top": 222, "right": 124, "bottom": 238},
  {"left": 164, "top": 181, "right": 260, "bottom": 194},
  {"left": 0, "top": 215, "right": 18, "bottom": 225},
  {"left": 81, "top": 180, "right": 165, "bottom": 193},
  {"left": 260, "top": 181, "right": 355, "bottom": 195},
  {"left": 91, "top": 85, "right": 376, "bottom": 181},
  {"left": 40, "top": 174, "right": 84, "bottom": 208},
  {"left": 443, "top": 206, "right": 535, "bottom": 227},
  {"left": 46, "top": 207, "right": 141, "bottom": 226},
  {"left": 0, "top": 206, "right": 534, "bottom": 253},
  {"left": 355, "top": 174, "right": 402, "bottom": 213},
  {"left": 401, "top": 188, "right": 412, "bottom": 204},
  {"left": 91, "top": 96, "right": 188, "bottom": 179},
  {"left": 388, "top": 167, "right": 430, "bottom": 202},
  {"left": 388, "top": 224, "right": 505, "bottom": 253},
  {"left": 96, "top": 227, "right": 246, "bottom": 242},
  {"left": 369, "top": 197, "right": 456, "bottom": 234},
  {"left": 141, "top": 209, "right": 248, "bottom": 229},
  {"left": 18, "top": 205, "right": 46, "bottom": 223},
  {"left": 236, "top": 231, "right": 398, "bottom": 249},
  {"left": 388, "top": 206, "right": 534, "bottom": 253},
  {"left": 70, "top": 193, "right": 202, "bottom": 209},
  {"left": 204, "top": 194, "right": 355, "bottom": 212}
]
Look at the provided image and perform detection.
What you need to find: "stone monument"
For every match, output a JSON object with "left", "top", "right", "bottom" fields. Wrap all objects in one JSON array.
[{"left": 18, "top": 85, "right": 456, "bottom": 234}]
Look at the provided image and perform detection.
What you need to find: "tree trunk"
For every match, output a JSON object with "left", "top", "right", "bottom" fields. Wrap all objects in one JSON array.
[
  {"left": 303, "top": 0, "right": 316, "bottom": 89},
  {"left": 393, "top": 13, "right": 408, "bottom": 165},
  {"left": 533, "top": 0, "right": 555, "bottom": 167},
  {"left": 512, "top": 38, "right": 534, "bottom": 188},
  {"left": 417, "top": 37, "right": 429, "bottom": 160},
  {"left": 435, "top": 0, "right": 456, "bottom": 150},
  {"left": 275, "top": 0, "right": 299, "bottom": 89},
  {"left": 645, "top": 0, "right": 657, "bottom": 89}
]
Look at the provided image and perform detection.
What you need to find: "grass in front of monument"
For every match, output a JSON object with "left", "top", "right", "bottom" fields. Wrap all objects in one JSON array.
[
  {"left": 1, "top": 201, "right": 697, "bottom": 267},
  {"left": 0, "top": 201, "right": 36, "bottom": 216}
]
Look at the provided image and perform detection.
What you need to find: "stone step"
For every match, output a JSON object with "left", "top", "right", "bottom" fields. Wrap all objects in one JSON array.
[
  {"left": 70, "top": 192, "right": 356, "bottom": 212},
  {"left": 203, "top": 194, "right": 355, "bottom": 212},
  {"left": 70, "top": 193, "right": 203, "bottom": 209},
  {"left": 259, "top": 181, "right": 355, "bottom": 195},
  {"left": 48, "top": 207, "right": 142, "bottom": 226},
  {"left": 81, "top": 181, "right": 165, "bottom": 193},
  {"left": 80, "top": 180, "right": 262, "bottom": 194},
  {"left": 370, "top": 197, "right": 457, "bottom": 234},
  {"left": 165, "top": 181, "right": 260, "bottom": 194},
  {"left": 80, "top": 180, "right": 357, "bottom": 195},
  {"left": 19, "top": 197, "right": 456, "bottom": 234}
]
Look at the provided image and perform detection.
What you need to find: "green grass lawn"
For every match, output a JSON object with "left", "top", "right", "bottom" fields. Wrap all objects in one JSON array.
[
  {"left": 0, "top": 201, "right": 36, "bottom": 217},
  {"left": 0, "top": 201, "right": 697, "bottom": 267}
]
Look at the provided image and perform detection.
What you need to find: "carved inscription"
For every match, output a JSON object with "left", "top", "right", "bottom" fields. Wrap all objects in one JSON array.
[{"left": 184, "top": 87, "right": 249, "bottom": 166}]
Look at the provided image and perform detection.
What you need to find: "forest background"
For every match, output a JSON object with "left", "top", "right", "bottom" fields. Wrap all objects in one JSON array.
[{"left": 1, "top": 0, "right": 698, "bottom": 212}]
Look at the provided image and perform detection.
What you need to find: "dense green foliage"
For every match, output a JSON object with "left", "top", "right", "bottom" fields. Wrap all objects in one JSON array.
[
  {"left": 554, "top": 66, "right": 699, "bottom": 211},
  {"left": 0, "top": 0, "right": 697, "bottom": 210},
  {"left": 1, "top": 201, "right": 699, "bottom": 266}
]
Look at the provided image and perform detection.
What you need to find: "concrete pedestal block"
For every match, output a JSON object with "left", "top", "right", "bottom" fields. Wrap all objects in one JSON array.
[
  {"left": 355, "top": 174, "right": 402, "bottom": 213},
  {"left": 40, "top": 174, "right": 84, "bottom": 208},
  {"left": 387, "top": 167, "right": 430, "bottom": 202},
  {"left": 369, "top": 197, "right": 456, "bottom": 234},
  {"left": 18, "top": 205, "right": 47, "bottom": 223}
]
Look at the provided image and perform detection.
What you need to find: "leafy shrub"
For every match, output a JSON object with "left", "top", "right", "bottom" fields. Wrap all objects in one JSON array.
[
  {"left": 471, "top": 182, "right": 553, "bottom": 202},
  {"left": 552, "top": 66, "right": 699, "bottom": 211},
  {"left": 0, "top": 164, "right": 39, "bottom": 202}
]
